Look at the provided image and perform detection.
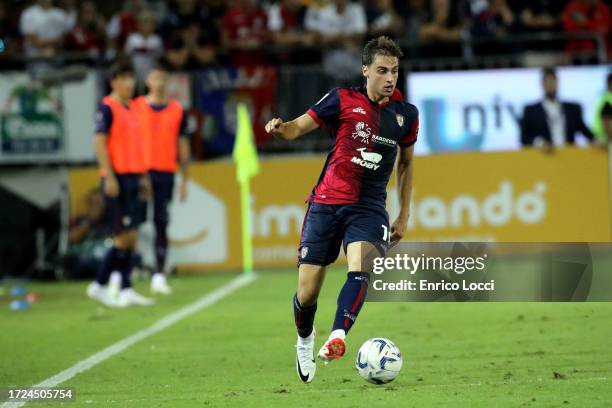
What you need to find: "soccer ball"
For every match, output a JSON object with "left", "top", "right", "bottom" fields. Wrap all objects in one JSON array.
[{"left": 355, "top": 338, "right": 403, "bottom": 384}]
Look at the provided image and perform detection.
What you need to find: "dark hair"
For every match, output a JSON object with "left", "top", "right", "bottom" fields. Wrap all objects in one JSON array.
[
  {"left": 362, "top": 36, "right": 403, "bottom": 66},
  {"left": 542, "top": 67, "right": 557, "bottom": 79},
  {"left": 108, "top": 60, "right": 134, "bottom": 80},
  {"left": 149, "top": 60, "right": 169, "bottom": 74}
]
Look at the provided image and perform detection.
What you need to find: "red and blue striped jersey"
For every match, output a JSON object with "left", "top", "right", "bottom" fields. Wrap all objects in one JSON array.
[{"left": 306, "top": 86, "right": 418, "bottom": 206}]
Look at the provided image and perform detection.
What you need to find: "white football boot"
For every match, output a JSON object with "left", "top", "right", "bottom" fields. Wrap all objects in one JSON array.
[
  {"left": 151, "top": 273, "right": 172, "bottom": 295},
  {"left": 296, "top": 329, "right": 316, "bottom": 383},
  {"left": 86, "top": 281, "right": 125, "bottom": 308},
  {"left": 119, "top": 288, "right": 155, "bottom": 306}
]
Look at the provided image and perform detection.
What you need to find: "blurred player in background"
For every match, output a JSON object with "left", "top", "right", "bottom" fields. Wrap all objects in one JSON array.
[
  {"left": 265, "top": 36, "right": 418, "bottom": 383},
  {"left": 133, "top": 63, "right": 190, "bottom": 295},
  {"left": 593, "top": 72, "right": 612, "bottom": 143},
  {"left": 87, "top": 61, "right": 154, "bottom": 307}
]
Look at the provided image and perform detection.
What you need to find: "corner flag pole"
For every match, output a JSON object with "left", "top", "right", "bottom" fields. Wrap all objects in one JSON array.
[{"left": 232, "top": 103, "right": 259, "bottom": 275}]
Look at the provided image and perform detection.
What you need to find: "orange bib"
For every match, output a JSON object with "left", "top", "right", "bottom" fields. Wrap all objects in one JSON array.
[
  {"left": 103, "top": 96, "right": 147, "bottom": 174},
  {"left": 133, "top": 96, "right": 184, "bottom": 173}
]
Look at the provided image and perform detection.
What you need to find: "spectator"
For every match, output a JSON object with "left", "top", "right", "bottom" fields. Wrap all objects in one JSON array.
[
  {"left": 19, "top": 0, "right": 76, "bottom": 59},
  {"left": 467, "top": 0, "right": 515, "bottom": 38},
  {"left": 304, "top": 0, "right": 367, "bottom": 83},
  {"left": 419, "top": 0, "right": 466, "bottom": 42},
  {"left": 510, "top": 0, "right": 564, "bottom": 31},
  {"left": 267, "top": 0, "right": 315, "bottom": 47},
  {"left": 0, "top": 2, "right": 21, "bottom": 59},
  {"left": 221, "top": 0, "right": 269, "bottom": 66},
  {"left": 397, "top": 0, "right": 428, "bottom": 45},
  {"left": 160, "top": 0, "right": 211, "bottom": 40},
  {"left": 124, "top": 11, "right": 163, "bottom": 87},
  {"left": 106, "top": 0, "right": 144, "bottom": 57},
  {"left": 562, "top": 0, "right": 611, "bottom": 57},
  {"left": 166, "top": 22, "right": 217, "bottom": 69},
  {"left": 65, "top": 0, "right": 106, "bottom": 59},
  {"left": 521, "top": 67, "right": 595, "bottom": 150},
  {"left": 593, "top": 72, "right": 612, "bottom": 143},
  {"left": 366, "top": 0, "right": 404, "bottom": 39},
  {"left": 63, "top": 189, "right": 110, "bottom": 279}
]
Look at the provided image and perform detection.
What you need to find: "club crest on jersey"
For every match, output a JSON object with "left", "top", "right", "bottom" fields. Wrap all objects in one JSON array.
[
  {"left": 396, "top": 114, "right": 404, "bottom": 127},
  {"left": 352, "top": 121, "right": 371, "bottom": 143}
]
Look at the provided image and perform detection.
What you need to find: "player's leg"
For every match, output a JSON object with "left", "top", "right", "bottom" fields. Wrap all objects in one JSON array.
[
  {"left": 150, "top": 171, "right": 174, "bottom": 294},
  {"left": 294, "top": 203, "right": 342, "bottom": 383},
  {"left": 116, "top": 175, "right": 154, "bottom": 306},
  {"left": 318, "top": 205, "right": 388, "bottom": 362},
  {"left": 87, "top": 177, "right": 125, "bottom": 307}
]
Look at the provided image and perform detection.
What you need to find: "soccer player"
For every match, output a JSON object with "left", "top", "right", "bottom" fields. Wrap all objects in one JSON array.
[
  {"left": 264, "top": 36, "right": 418, "bottom": 383},
  {"left": 133, "top": 63, "right": 190, "bottom": 294},
  {"left": 86, "top": 61, "right": 154, "bottom": 307}
]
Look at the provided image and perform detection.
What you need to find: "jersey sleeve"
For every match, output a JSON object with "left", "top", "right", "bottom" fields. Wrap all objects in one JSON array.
[
  {"left": 399, "top": 105, "right": 419, "bottom": 148},
  {"left": 95, "top": 103, "right": 113, "bottom": 135},
  {"left": 306, "top": 88, "right": 341, "bottom": 127}
]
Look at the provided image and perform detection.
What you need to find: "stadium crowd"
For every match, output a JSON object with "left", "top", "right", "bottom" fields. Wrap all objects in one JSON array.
[{"left": 0, "top": 0, "right": 611, "bottom": 71}]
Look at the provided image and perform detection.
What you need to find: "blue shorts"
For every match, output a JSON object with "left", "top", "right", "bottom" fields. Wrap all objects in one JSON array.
[
  {"left": 102, "top": 174, "right": 144, "bottom": 234},
  {"left": 298, "top": 202, "right": 389, "bottom": 266},
  {"left": 138, "top": 170, "right": 175, "bottom": 225}
]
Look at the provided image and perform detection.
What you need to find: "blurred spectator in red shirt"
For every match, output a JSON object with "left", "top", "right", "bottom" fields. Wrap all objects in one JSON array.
[
  {"left": 19, "top": 0, "right": 76, "bottom": 58},
  {"left": 366, "top": 0, "right": 404, "bottom": 39},
  {"left": 65, "top": 1, "right": 106, "bottom": 59},
  {"left": 563, "top": 0, "right": 611, "bottom": 56},
  {"left": 106, "top": 0, "right": 144, "bottom": 57},
  {"left": 166, "top": 22, "right": 217, "bottom": 69},
  {"left": 221, "top": 0, "right": 269, "bottom": 66}
]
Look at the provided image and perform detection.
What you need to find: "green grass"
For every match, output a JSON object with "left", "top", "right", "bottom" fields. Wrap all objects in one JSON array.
[{"left": 1, "top": 269, "right": 611, "bottom": 407}]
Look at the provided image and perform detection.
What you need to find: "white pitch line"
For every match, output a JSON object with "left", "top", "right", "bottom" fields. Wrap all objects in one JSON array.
[{"left": 1, "top": 273, "right": 257, "bottom": 408}]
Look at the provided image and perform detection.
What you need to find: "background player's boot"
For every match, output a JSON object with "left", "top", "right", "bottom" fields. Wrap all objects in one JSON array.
[
  {"left": 151, "top": 273, "right": 172, "bottom": 295},
  {"left": 86, "top": 282, "right": 125, "bottom": 308},
  {"left": 317, "top": 329, "right": 346, "bottom": 364},
  {"left": 296, "top": 329, "right": 316, "bottom": 383},
  {"left": 119, "top": 288, "right": 155, "bottom": 306}
]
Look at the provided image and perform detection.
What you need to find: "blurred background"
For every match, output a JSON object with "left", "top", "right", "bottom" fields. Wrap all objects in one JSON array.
[{"left": 0, "top": 0, "right": 611, "bottom": 281}]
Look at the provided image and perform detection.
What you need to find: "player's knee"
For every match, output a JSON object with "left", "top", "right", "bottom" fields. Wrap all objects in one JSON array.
[{"left": 297, "top": 285, "right": 318, "bottom": 307}]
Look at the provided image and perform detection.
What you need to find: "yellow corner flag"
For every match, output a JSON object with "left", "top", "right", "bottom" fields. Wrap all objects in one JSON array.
[
  {"left": 233, "top": 103, "right": 260, "bottom": 183},
  {"left": 232, "top": 103, "right": 259, "bottom": 274}
]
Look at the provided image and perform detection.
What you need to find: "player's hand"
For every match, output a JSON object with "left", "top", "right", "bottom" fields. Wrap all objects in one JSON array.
[
  {"left": 265, "top": 118, "right": 285, "bottom": 137},
  {"left": 139, "top": 174, "right": 152, "bottom": 200},
  {"left": 104, "top": 174, "right": 119, "bottom": 198},
  {"left": 389, "top": 215, "right": 409, "bottom": 247},
  {"left": 178, "top": 179, "right": 188, "bottom": 202}
]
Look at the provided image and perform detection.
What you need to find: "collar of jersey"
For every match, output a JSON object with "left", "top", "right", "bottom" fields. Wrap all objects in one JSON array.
[{"left": 357, "top": 84, "right": 403, "bottom": 107}]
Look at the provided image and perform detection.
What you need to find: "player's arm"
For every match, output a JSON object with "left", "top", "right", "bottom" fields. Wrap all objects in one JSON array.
[
  {"left": 177, "top": 137, "right": 191, "bottom": 201},
  {"left": 94, "top": 133, "right": 119, "bottom": 197},
  {"left": 265, "top": 113, "right": 319, "bottom": 141},
  {"left": 94, "top": 103, "right": 118, "bottom": 197},
  {"left": 390, "top": 144, "right": 414, "bottom": 244}
]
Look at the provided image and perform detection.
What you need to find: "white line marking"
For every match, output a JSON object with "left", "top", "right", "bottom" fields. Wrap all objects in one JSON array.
[{"left": 1, "top": 273, "right": 257, "bottom": 408}]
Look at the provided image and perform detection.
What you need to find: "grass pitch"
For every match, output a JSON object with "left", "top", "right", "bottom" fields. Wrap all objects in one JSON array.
[{"left": 1, "top": 269, "right": 611, "bottom": 407}]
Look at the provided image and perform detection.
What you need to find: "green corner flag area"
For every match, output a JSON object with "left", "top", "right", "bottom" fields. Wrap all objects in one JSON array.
[{"left": 2, "top": 270, "right": 610, "bottom": 407}]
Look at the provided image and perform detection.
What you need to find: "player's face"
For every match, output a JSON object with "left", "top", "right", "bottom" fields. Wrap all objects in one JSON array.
[
  {"left": 542, "top": 74, "right": 557, "bottom": 98},
  {"left": 112, "top": 75, "right": 135, "bottom": 100},
  {"left": 363, "top": 55, "right": 400, "bottom": 99},
  {"left": 146, "top": 69, "right": 167, "bottom": 95}
]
